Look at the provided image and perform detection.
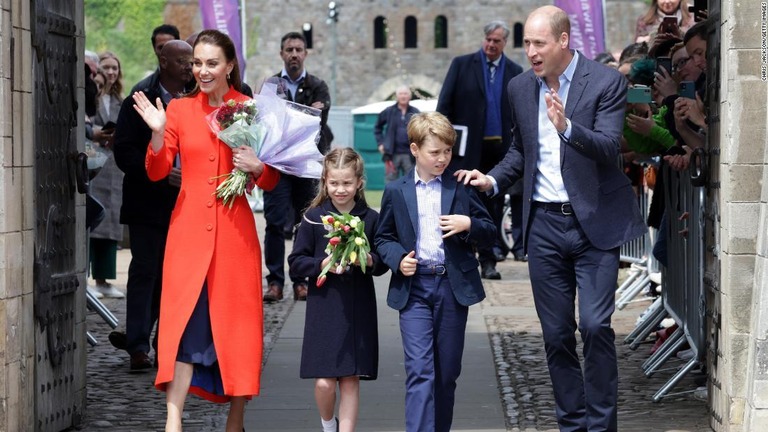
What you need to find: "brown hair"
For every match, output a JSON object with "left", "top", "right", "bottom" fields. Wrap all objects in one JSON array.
[
  {"left": 309, "top": 147, "right": 367, "bottom": 209},
  {"left": 642, "top": 0, "right": 691, "bottom": 26},
  {"left": 98, "top": 51, "right": 123, "bottom": 99},
  {"left": 407, "top": 112, "right": 456, "bottom": 148},
  {"left": 186, "top": 29, "right": 242, "bottom": 97}
]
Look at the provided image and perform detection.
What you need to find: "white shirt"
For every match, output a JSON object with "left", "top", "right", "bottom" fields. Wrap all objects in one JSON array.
[
  {"left": 532, "top": 51, "right": 579, "bottom": 203},
  {"left": 414, "top": 171, "right": 446, "bottom": 266}
]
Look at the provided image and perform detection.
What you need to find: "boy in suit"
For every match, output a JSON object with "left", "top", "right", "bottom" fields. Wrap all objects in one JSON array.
[{"left": 375, "top": 112, "right": 496, "bottom": 432}]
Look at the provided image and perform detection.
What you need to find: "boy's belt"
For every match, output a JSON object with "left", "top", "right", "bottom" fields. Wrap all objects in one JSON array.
[{"left": 416, "top": 264, "right": 447, "bottom": 275}]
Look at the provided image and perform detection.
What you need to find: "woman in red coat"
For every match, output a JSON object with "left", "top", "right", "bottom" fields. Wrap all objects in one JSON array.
[{"left": 132, "top": 30, "right": 279, "bottom": 432}]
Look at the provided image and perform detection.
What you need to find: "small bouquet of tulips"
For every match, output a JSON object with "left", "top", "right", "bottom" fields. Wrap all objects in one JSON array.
[{"left": 316, "top": 212, "right": 371, "bottom": 287}]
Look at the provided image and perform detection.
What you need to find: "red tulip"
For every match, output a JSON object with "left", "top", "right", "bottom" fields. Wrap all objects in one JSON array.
[
  {"left": 316, "top": 274, "right": 327, "bottom": 287},
  {"left": 327, "top": 216, "right": 334, "bottom": 224},
  {"left": 329, "top": 236, "right": 341, "bottom": 246}
]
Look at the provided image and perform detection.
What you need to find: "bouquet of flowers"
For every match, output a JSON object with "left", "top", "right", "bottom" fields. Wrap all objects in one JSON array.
[
  {"left": 208, "top": 99, "right": 262, "bottom": 207},
  {"left": 315, "top": 212, "right": 371, "bottom": 287},
  {"left": 206, "top": 81, "right": 324, "bottom": 207}
]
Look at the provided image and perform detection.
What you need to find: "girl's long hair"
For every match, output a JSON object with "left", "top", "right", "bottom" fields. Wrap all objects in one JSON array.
[
  {"left": 98, "top": 51, "right": 123, "bottom": 99},
  {"left": 309, "top": 147, "right": 367, "bottom": 209}
]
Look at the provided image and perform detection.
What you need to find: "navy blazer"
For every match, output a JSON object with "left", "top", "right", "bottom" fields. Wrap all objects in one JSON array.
[
  {"left": 374, "top": 170, "right": 497, "bottom": 310},
  {"left": 437, "top": 51, "right": 523, "bottom": 170},
  {"left": 488, "top": 53, "right": 647, "bottom": 251}
]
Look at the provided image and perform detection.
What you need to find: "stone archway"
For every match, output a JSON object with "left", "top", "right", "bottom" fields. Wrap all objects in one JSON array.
[{"left": 367, "top": 74, "right": 442, "bottom": 103}]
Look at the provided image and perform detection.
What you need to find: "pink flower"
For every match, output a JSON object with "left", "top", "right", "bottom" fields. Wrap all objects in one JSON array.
[{"left": 329, "top": 236, "right": 341, "bottom": 246}]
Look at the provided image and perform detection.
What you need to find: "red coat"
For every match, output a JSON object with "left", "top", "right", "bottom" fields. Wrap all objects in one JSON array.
[{"left": 145, "top": 88, "right": 279, "bottom": 401}]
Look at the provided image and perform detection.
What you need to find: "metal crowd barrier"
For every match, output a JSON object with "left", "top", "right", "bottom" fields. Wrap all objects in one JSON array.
[
  {"left": 616, "top": 160, "right": 658, "bottom": 310},
  {"left": 639, "top": 161, "right": 706, "bottom": 402}
]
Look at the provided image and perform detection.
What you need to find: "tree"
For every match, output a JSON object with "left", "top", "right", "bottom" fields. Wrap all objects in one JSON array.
[{"left": 84, "top": 0, "right": 166, "bottom": 92}]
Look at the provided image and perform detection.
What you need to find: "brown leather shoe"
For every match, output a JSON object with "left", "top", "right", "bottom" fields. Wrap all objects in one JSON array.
[
  {"left": 130, "top": 352, "right": 152, "bottom": 371},
  {"left": 293, "top": 282, "right": 308, "bottom": 301},
  {"left": 263, "top": 282, "right": 283, "bottom": 303}
]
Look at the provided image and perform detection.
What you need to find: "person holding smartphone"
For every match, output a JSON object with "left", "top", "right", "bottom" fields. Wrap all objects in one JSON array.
[
  {"left": 89, "top": 51, "right": 126, "bottom": 298},
  {"left": 634, "top": 0, "right": 693, "bottom": 43}
]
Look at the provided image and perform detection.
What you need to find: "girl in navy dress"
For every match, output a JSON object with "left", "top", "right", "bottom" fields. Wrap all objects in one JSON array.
[{"left": 288, "top": 148, "right": 388, "bottom": 432}]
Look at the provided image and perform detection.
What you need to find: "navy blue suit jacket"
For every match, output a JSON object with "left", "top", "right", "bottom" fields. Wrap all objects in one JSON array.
[
  {"left": 437, "top": 51, "right": 523, "bottom": 171},
  {"left": 488, "top": 53, "right": 647, "bottom": 251},
  {"left": 374, "top": 170, "right": 497, "bottom": 310}
]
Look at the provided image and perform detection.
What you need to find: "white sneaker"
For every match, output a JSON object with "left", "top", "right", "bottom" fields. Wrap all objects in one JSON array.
[
  {"left": 86, "top": 286, "right": 104, "bottom": 299},
  {"left": 95, "top": 283, "right": 125, "bottom": 299}
]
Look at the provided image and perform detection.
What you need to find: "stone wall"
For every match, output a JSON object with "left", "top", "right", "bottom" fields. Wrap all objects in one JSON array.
[
  {"left": 167, "top": 0, "right": 646, "bottom": 107},
  {"left": 719, "top": 1, "right": 768, "bottom": 430},
  {"left": 0, "top": 0, "right": 35, "bottom": 430}
]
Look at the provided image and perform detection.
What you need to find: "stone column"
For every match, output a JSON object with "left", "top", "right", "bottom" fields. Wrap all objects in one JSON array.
[
  {"left": 0, "top": 0, "right": 36, "bottom": 430},
  {"left": 720, "top": 1, "right": 768, "bottom": 430}
]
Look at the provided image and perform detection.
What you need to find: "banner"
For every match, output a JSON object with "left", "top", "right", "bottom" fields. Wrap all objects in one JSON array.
[
  {"left": 554, "top": 0, "right": 606, "bottom": 60},
  {"left": 199, "top": 0, "right": 246, "bottom": 79}
]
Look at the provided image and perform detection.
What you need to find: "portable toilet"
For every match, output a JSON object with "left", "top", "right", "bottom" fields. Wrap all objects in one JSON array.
[{"left": 351, "top": 99, "right": 437, "bottom": 190}]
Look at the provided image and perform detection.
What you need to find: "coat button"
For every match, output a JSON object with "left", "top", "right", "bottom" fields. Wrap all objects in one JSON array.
[
  {"left": 209, "top": 154, "right": 215, "bottom": 161},
  {"left": 206, "top": 224, "right": 213, "bottom": 231},
  {"left": 207, "top": 201, "right": 213, "bottom": 208},
  {"left": 208, "top": 179, "right": 214, "bottom": 185}
]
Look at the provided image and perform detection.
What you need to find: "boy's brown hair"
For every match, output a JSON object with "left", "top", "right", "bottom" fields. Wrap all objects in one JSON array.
[{"left": 407, "top": 112, "right": 457, "bottom": 148}]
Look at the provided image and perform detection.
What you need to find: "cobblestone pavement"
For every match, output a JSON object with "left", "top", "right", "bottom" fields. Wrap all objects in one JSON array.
[
  {"left": 84, "top": 283, "right": 295, "bottom": 431},
  {"left": 82, "top": 227, "right": 711, "bottom": 431},
  {"left": 482, "top": 262, "right": 711, "bottom": 432}
]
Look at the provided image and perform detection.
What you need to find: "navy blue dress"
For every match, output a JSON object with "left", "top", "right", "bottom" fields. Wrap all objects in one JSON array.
[
  {"left": 288, "top": 199, "right": 388, "bottom": 379},
  {"left": 177, "top": 283, "right": 225, "bottom": 399}
]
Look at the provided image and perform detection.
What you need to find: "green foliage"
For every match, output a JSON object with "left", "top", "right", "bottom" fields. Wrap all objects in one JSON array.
[{"left": 84, "top": 0, "right": 167, "bottom": 93}]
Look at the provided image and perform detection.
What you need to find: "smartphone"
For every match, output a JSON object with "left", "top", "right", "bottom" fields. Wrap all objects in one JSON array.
[
  {"left": 101, "top": 121, "right": 117, "bottom": 131},
  {"left": 679, "top": 81, "right": 696, "bottom": 99},
  {"left": 689, "top": 0, "right": 707, "bottom": 22},
  {"left": 656, "top": 57, "right": 672, "bottom": 75},
  {"left": 627, "top": 86, "right": 652, "bottom": 104},
  {"left": 658, "top": 16, "right": 680, "bottom": 34}
]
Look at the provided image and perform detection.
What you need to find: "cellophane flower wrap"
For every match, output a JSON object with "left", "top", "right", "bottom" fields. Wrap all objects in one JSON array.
[
  {"left": 315, "top": 212, "right": 371, "bottom": 287},
  {"left": 206, "top": 81, "right": 324, "bottom": 207}
]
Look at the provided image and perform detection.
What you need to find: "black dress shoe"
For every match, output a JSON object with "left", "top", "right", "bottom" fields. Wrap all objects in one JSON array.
[
  {"left": 513, "top": 252, "right": 528, "bottom": 262},
  {"left": 130, "top": 352, "right": 152, "bottom": 371},
  {"left": 481, "top": 262, "right": 501, "bottom": 280},
  {"left": 108, "top": 331, "right": 127, "bottom": 350},
  {"left": 493, "top": 248, "right": 508, "bottom": 262}
]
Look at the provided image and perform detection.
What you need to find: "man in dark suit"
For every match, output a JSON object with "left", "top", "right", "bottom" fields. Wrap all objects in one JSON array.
[
  {"left": 457, "top": 6, "right": 647, "bottom": 431},
  {"left": 263, "top": 32, "right": 333, "bottom": 303},
  {"left": 437, "top": 21, "right": 524, "bottom": 279},
  {"left": 111, "top": 39, "right": 192, "bottom": 370}
]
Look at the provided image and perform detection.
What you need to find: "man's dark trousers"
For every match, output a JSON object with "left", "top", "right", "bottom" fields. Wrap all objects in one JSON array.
[
  {"left": 125, "top": 224, "right": 167, "bottom": 355},
  {"left": 263, "top": 174, "right": 315, "bottom": 286},
  {"left": 527, "top": 205, "right": 619, "bottom": 432}
]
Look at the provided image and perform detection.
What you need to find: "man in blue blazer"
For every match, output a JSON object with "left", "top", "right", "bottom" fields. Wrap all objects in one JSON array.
[
  {"left": 437, "top": 21, "right": 524, "bottom": 280},
  {"left": 458, "top": 6, "right": 647, "bottom": 432}
]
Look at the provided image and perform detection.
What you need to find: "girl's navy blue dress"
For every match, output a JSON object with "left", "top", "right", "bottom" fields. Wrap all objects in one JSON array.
[{"left": 288, "top": 199, "right": 388, "bottom": 379}]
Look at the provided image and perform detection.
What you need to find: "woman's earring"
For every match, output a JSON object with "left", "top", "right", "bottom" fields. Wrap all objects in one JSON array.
[{"left": 227, "top": 72, "right": 231, "bottom": 80}]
